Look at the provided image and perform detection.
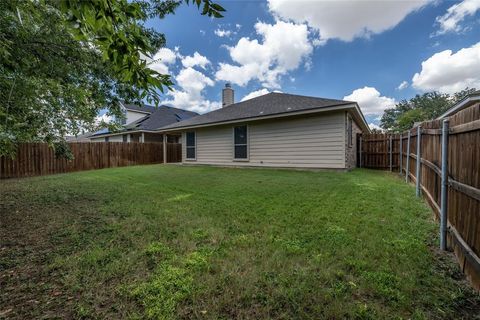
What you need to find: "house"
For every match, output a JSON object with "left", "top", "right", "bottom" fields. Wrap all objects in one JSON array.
[
  {"left": 437, "top": 90, "right": 480, "bottom": 119},
  {"left": 157, "top": 84, "right": 370, "bottom": 169},
  {"left": 89, "top": 103, "right": 198, "bottom": 143},
  {"left": 66, "top": 131, "right": 95, "bottom": 142}
]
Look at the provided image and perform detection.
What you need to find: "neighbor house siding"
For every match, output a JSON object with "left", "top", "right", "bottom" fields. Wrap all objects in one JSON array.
[
  {"left": 90, "top": 135, "right": 123, "bottom": 142},
  {"left": 126, "top": 110, "right": 148, "bottom": 124},
  {"left": 181, "top": 111, "right": 347, "bottom": 169}
]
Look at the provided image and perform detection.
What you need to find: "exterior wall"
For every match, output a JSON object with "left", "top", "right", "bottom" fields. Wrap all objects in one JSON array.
[
  {"left": 89, "top": 136, "right": 105, "bottom": 142},
  {"left": 345, "top": 112, "right": 362, "bottom": 169},
  {"left": 144, "top": 133, "right": 163, "bottom": 143},
  {"left": 108, "top": 135, "right": 123, "bottom": 142},
  {"left": 126, "top": 110, "right": 148, "bottom": 124},
  {"left": 181, "top": 111, "right": 347, "bottom": 169},
  {"left": 90, "top": 132, "right": 164, "bottom": 143},
  {"left": 90, "top": 134, "right": 123, "bottom": 142}
]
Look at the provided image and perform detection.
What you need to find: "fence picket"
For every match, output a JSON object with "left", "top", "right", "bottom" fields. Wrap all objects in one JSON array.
[{"left": 0, "top": 142, "right": 181, "bottom": 179}]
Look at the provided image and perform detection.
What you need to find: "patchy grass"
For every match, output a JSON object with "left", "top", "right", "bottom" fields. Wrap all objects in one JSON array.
[{"left": 0, "top": 165, "right": 479, "bottom": 319}]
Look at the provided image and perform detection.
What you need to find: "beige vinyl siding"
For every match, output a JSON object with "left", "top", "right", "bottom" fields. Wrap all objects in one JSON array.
[
  {"left": 89, "top": 137, "right": 105, "bottom": 142},
  {"left": 181, "top": 111, "right": 347, "bottom": 169},
  {"left": 90, "top": 134, "right": 123, "bottom": 142},
  {"left": 126, "top": 110, "right": 147, "bottom": 124},
  {"left": 182, "top": 127, "right": 232, "bottom": 163}
]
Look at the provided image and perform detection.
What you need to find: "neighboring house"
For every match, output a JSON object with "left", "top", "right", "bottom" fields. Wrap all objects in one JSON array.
[
  {"left": 66, "top": 132, "right": 95, "bottom": 142},
  {"left": 158, "top": 84, "right": 369, "bottom": 169},
  {"left": 437, "top": 90, "right": 480, "bottom": 119},
  {"left": 89, "top": 103, "right": 198, "bottom": 143}
]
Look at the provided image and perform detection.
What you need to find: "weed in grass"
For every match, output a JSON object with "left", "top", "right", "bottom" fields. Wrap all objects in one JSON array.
[
  {"left": 363, "top": 271, "right": 405, "bottom": 303},
  {"left": 144, "top": 242, "right": 173, "bottom": 269},
  {"left": 131, "top": 245, "right": 212, "bottom": 319},
  {"left": 131, "top": 264, "right": 194, "bottom": 320},
  {"left": 354, "top": 303, "right": 377, "bottom": 320}
]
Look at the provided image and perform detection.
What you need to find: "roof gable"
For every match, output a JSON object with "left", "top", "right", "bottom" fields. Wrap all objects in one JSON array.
[
  {"left": 91, "top": 105, "right": 198, "bottom": 137},
  {"left": 127, "top": 105, "right": 198, "bottom": 131}
]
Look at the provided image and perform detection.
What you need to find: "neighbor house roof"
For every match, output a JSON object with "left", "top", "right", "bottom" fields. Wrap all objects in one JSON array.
[
  {"left": 158, "top": 92, "right": 370, "bottom": 132},
  {"left": 91, "top": 105, "right": 198, "bottom": 137},
  {"left": 122, "top": 103, "right": 157, "bottom": 114},
  {"left": 66, "top": 132, "right": 95, "bottom": 142},
  {"left": 437, "top": 90, "right": 480, "bottom": 119}
]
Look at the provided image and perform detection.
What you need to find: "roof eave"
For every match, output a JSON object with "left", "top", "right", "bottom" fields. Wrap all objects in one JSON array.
[
  {"left": 89, "top": 129, "right": 160, "bottom": 138},
  {"left": 156, "top": 103, "right": 370, "bottom": 133}
]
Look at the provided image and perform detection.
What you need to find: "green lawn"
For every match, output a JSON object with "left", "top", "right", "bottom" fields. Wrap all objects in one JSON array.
[{"left": 1, "top": 165, "right": 479, "bottom": 319}]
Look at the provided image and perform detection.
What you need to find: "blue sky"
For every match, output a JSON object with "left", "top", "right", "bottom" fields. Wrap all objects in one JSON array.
[{"left": 140, "top": 0, "right": 480, "bottom": 128}]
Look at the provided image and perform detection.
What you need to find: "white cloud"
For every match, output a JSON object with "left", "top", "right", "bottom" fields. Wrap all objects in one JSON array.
[
  {"left": 397, "top": 81, "right": 409, "bottom": 90},
  {"left": 267, "top": 0, "right": 432, "bottom": 43},
  {"left": 214, "top": 29, "right": 233, "bottom": 37},
  {"left": 344, "top": 87, "right": 396, "bottom": 115},
  {"left": 235, "top": 24, "right": 242, "bottom": 30},
  {"left": 143, "top": 48, "right": 178, "bottom": 75},
  {"left": 412, "top": 42, "right": 480, "bottom": 94},
  {"left": 215, "top": 20, "right": 312, "bottom": 89},
  {"left": 181, "top": 52, "right": 210, "bottom": 69},
  {"left": 241, "top": 89, "right": 271, "bottom": 102},
  {"left": 163, "top": 67, "right": 220, "bottom": 114},
  {"left": 95, "top": 113, "right": 113, "bottom": 125},
  {"left": 436, "top": 0, "right": 480, "bottom": 34},
  {"left": 369, "top": 123, "right": 383, "bottom": 131}
]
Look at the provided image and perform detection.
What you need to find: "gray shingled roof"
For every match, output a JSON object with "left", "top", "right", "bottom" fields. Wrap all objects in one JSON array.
[
  {"left": 160, "top": 92, "right": 354, "bottom": 130},
  {"left": 91, "top": 105, "right": 198, "bottom": 136},
  {"left": 126, "top": 105, "right": 198, "bottom": 131}
]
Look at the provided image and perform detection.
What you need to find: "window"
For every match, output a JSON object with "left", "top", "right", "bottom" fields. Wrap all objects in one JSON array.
[
  {"left": 123, "top": 134, "right": 127, "bottom": 142},
  {"left": 186, "top": 131, "right": 196, "bottom": 160},
  {"left": 105, "top": 137, "right": 109, "bottom": 142},
  {"left": 347, "top": 116, "right": 353, "bottom": 147},
  {"left": 234, "top": 125, "right": 248, "bottom": 160}
]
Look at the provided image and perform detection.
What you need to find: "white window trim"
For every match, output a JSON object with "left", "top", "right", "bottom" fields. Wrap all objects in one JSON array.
[
  {"left": 185, "top": 131, "right": 196, "bottom": 161},
  {"left": 232, "top": 124, "right": 249, "bottom": 161}
]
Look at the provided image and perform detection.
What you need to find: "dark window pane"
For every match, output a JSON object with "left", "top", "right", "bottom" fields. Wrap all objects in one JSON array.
[
  {"left": 186, "top": 147, "right": 195, "bottom": 159},
  {"left": 186, "top": 132, "right": 195, "bottom": 146},
  {"left": 234, "top": 126, "right": 247, "bottom": 144},
  {"left": 123, "top": 134, "right": 127, "bottom": 142},
  {"left": 235, "top": 145, "right": 247, "bottom": 159}
]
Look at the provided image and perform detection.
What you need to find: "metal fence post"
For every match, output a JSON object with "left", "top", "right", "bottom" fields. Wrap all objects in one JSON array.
[
  {"left": 440, "top": 119, "right": 449, "bottom": 250},
  {"left": 389, "top": 135, "right": 393, "bottom": 171},
  {"left": 399, "top": 134, "right": 403, "bottom": 174},
  {"left": 416, "top": 125, "right": 422, "bottom": 197},
  {"left": 163, "top": 134, "right": 167, "bottom": 164},
  {"left": 359, "top": 135, "right": 362, "bottom": 168},
  {"left": 406, "top": 131, "right": 410, "bottom": 183}
]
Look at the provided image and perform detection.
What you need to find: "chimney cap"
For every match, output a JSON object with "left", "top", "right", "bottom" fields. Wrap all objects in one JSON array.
[{"left": 225, "top": 83, "right": 231, "bottom": 88}]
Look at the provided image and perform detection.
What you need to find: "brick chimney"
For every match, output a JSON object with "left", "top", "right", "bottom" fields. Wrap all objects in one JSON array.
[{"left": 222, "top": 83, "right": 234, "bottom": 107}]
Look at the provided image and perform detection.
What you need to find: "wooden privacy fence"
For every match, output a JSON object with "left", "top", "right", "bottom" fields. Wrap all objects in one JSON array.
[
  {"left": 358, "top": 103, "right": 480, "bottom": 290},
  {"left": 0, "top": 142, "right": 182, "bottom": 179}
]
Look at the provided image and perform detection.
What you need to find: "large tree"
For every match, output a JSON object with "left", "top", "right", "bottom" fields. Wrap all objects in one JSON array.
[
  {"left": 380, "top": 88, "right": 477, "bottom": 132},
  {"left": 0, "top": 0, "right": 224, "bottom": 157}
]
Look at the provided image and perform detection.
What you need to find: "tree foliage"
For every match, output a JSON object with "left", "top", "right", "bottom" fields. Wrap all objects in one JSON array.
[
  {"left": 0, "top": 0, "right": 224, "bottom": 157},
  {"left": 380, "top": 88, "right": 477, "bottom": 132}
]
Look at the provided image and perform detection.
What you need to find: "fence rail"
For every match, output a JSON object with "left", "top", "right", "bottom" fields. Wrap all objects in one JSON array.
[
  {"left": 359, "top": 103, "right": 480, "bottom": 290},
  {"left": 0, "top": 142, "right": 182, "bottom": 179}
]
